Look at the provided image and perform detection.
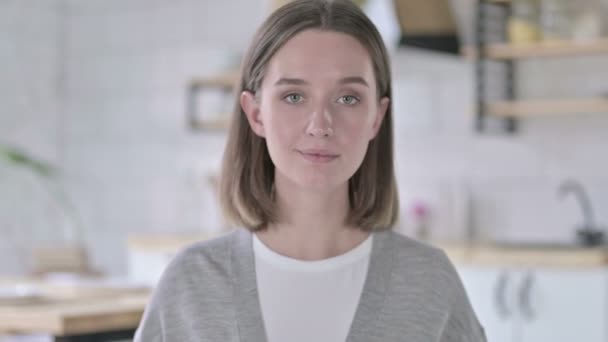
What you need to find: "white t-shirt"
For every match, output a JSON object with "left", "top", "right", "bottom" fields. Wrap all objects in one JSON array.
[{"left": 253, "top": 233, "right": 372, "bottom": 342}]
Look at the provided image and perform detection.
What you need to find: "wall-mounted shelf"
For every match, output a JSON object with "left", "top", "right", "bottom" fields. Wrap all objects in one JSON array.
[
  {"left": 187, "top": 70, "right": 239, "bottom": 132},
  {"left": 189, "top": 116, "right": 231, "bottom": 131},
  {"left": 487, "top": 97, "right": 608, "bottom": 117},
  {"left": 189, "top": 71, "right": 240, "bottom": 89},
  {"left": 474, "top": 0, "right": 608, "bottom": 133},
  {"left": 480, "top": 40, "right": 608, "bottom": 60},
  {"left": 463, "top": 39, "right": 608, "bottom": 60}
]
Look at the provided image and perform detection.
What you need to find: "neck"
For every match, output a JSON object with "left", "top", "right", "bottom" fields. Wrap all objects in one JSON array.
[{"left": 255, "top": 174, "right": 370, "bottom": 261}]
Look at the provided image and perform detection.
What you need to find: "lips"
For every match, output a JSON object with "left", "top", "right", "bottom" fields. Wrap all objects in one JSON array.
[{"left": 297, "top": 149, "right": 339, "bottom": 163}]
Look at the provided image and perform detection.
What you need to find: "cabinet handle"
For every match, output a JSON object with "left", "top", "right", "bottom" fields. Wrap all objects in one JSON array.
[
  {"left": 518, "top": 271, "right": 535, "bottom": 321},
  {"left": 494, "top": 271, "right": 511, "bottom": 319}
]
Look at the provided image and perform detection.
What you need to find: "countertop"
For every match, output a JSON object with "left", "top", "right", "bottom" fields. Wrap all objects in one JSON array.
[
  {"left": 434, "top": 240, "right": 608, "bottom": 268},
  {"left": 127, "top": 232, "right": 608, "bottom": 268},
  {"left": 0, "top": 277, "right": 150, "bottom": 336}
]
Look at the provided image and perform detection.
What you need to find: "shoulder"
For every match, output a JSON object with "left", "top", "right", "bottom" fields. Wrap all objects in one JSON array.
[
  {"left": 378, "top": 230, "right": 463, "bottom": 296},
  {"left": 135, "top": 231, "right": 245, "bottom": 341},
  {"left": 170, "top": 231, "right": 235, "bottom": 271},
  {"left": 152, "top": 230, "right": 242, "bottom": 299},
  {"left": 380, "top": 231, "right": 486, "bottom": 340},
  {"left": 378, "top": 231, "right": 486, "bottom": 339},
  {"left": 382, "top": 230, "right": 455, "bottom": 272}
]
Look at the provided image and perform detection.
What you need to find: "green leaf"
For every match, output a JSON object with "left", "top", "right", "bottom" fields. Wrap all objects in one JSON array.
[{"left": 0, "top": 144, "right": 56, "bottom": 178}]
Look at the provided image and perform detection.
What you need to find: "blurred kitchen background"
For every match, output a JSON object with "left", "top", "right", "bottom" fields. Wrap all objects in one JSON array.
[{"left": 1, "top": 0, "right": 608, "bottom": 341}]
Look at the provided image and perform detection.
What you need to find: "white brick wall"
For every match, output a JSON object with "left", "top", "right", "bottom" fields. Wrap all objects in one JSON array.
[
  {"left": 2, "top": 1, "right": 607, "bottom": 276},
  {"left": 59, "top": 0, "right": 266, "bottom": 274},
  {"left": 0, "top": 1, "right": 62, "bottom": 275}
]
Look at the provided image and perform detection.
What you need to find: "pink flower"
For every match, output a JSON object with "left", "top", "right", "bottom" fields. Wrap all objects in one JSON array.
[{"left": 410, "top": 201, "right": 429, "bottom": 221}]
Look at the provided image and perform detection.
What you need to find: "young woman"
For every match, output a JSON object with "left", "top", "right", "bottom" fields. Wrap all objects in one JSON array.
[{"left": 135, "top": 1, "right": 485, "bottom": 341}]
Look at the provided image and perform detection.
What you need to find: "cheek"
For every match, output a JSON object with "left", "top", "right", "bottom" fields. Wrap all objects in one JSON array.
[
  {"left": 266, "top": 108, "right": 295, "bottom": 132},
  {"left": 333, "top": 108, "right": 376, "bottom": 167},
  {"left": 336, "top": 108, "right": 375, "bottom": 143},
  {"left": 260, "top": 103, "right": 303, "bottom": 155}
]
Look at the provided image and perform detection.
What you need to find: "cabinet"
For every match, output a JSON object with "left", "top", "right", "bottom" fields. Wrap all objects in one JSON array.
[
  {"left": 458, "top": 267, "right": 515, "bottom": 342},
  {"left": 457, "top": 265, "right": 608, "bottom": 342}
]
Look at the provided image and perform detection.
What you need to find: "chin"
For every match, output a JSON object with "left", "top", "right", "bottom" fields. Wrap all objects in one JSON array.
[
  {"left": 291, "top": 172, "right": 350, "bottom": 193},
  {"left": 273, "top": 158, "right": 355, "bottom": 193}
]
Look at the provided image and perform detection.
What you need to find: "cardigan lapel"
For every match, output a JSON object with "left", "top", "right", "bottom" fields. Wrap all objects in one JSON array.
[
  {"left": 232, "top": 229, "right": 268, "bottom": 342},
  {"left": 345, "top": 229, "right": 395, "bottom": 342},
  {"left": 231, "top": 228, "right": 396, "bottom": 342}
]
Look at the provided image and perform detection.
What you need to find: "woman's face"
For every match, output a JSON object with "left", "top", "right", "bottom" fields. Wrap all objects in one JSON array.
[{"left": 242, "top": 29, "right": 389, "bottom": 192}]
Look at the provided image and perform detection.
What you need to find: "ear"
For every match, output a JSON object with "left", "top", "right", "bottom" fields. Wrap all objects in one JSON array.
[
  {"left": 241, "top": 90, "right": 265, "bottom": 137},
  {"left": 369, "top": 97, "right": 389, "bottom": 140}
]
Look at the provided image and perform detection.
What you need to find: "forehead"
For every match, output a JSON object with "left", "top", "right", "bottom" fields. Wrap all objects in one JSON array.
[{"left": 264, "top": 29, "right": 375, "bottom": 84}]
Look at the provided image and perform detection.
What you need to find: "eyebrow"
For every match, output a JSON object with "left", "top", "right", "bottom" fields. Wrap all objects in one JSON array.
[
  {"left": 274, "top": 78, "right": 308, "bottom": 86},
  {"left": 339, "top": 76, "right": 369, "bottom": 87},
  {"left": 274, "top": 76, "right": 369, "bottom": 87}
]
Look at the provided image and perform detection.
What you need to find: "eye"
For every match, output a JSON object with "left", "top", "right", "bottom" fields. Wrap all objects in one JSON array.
[
  {"left": 337, "top": 95, "right": 360, "bottom": 105},
  {"left": 284, "top": 93, "right": 303, "bottom": 104}
]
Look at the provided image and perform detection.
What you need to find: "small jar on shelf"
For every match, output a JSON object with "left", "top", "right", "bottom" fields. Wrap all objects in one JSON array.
[
  {"left": 508, "top": 0, "right": 542, "bottom": 44},
  {"left": 571, "top": 0, "right": 603, "bottom": 42},
  {"left": 539, "top": 0, "right": 575, "bottom": 42}
]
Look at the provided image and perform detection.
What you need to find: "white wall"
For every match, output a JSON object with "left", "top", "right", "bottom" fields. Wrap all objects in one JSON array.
[
  {"left": 0, "top": 0, "right": 63, "bottom": 274},
  {"left": 2, "top": 0, "right": 607, "bottom": 275},
  {"left": 60, "top": 0, "right": 267, "bottom": 274}
]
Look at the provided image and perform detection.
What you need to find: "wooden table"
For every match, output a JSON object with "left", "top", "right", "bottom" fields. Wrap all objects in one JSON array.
[{"left": 0, "top": 278, "right": 150, "bottom": 342}]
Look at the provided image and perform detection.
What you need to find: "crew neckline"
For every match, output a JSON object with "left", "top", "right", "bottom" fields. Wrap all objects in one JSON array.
[{"left": 252, "top": 233, "right": 373, "bottom": 272}]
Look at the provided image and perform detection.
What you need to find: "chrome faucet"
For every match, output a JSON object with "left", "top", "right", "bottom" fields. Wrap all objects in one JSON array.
[{"left": 557, "top": 179, "right": 605, "bottom": 247}]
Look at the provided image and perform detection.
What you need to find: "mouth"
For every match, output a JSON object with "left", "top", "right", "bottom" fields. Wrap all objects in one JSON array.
[{"left": 297, "top": 149, "right": 339, "bottom": 163}]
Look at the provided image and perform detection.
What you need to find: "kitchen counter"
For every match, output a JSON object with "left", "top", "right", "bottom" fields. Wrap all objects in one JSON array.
[
  {"left": 434, "top": 241, "right": 608, "bottom": 268},
  {"left": 127, "top": 232, "right": 222, "bottom": 253},
  {"left": 127, "top": 231, "right": 608, "bottom": 268},
  {"left": 0, "top": 277, "right": 150, "bottom": 340}
]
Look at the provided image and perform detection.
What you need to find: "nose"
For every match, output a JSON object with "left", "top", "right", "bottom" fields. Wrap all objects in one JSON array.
[{"left": 306, "top": 106, "right": 334, "bottom": 138}]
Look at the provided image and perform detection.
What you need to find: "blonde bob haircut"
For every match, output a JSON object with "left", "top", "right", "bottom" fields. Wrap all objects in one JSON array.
[{"left": 220, "top": 0, "right": 399, "bottom": 232}]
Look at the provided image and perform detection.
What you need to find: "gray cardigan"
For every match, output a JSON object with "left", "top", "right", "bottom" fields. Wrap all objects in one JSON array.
[{"left": 135, "top": 228, "right": 486, "bottom": 342}]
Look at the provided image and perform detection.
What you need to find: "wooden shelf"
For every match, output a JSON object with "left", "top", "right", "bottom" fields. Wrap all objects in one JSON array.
[
  {"left": 190, "top": 116, "right": 232, "bottom": 131},
  {"left": 487, "top": 97, "right": 608, "bottom": 117},
  {"left": 190, "top": 70, "right": 240, "bottom": 89},
  {"left": 488, "top": 39, "right": 608, "bottom": 59},
  {"left": 464, "top": 39, "right": 608, "bottom": 60},
  {"left": 462, "top": 39, "right": 608, "bottom": 60}
]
